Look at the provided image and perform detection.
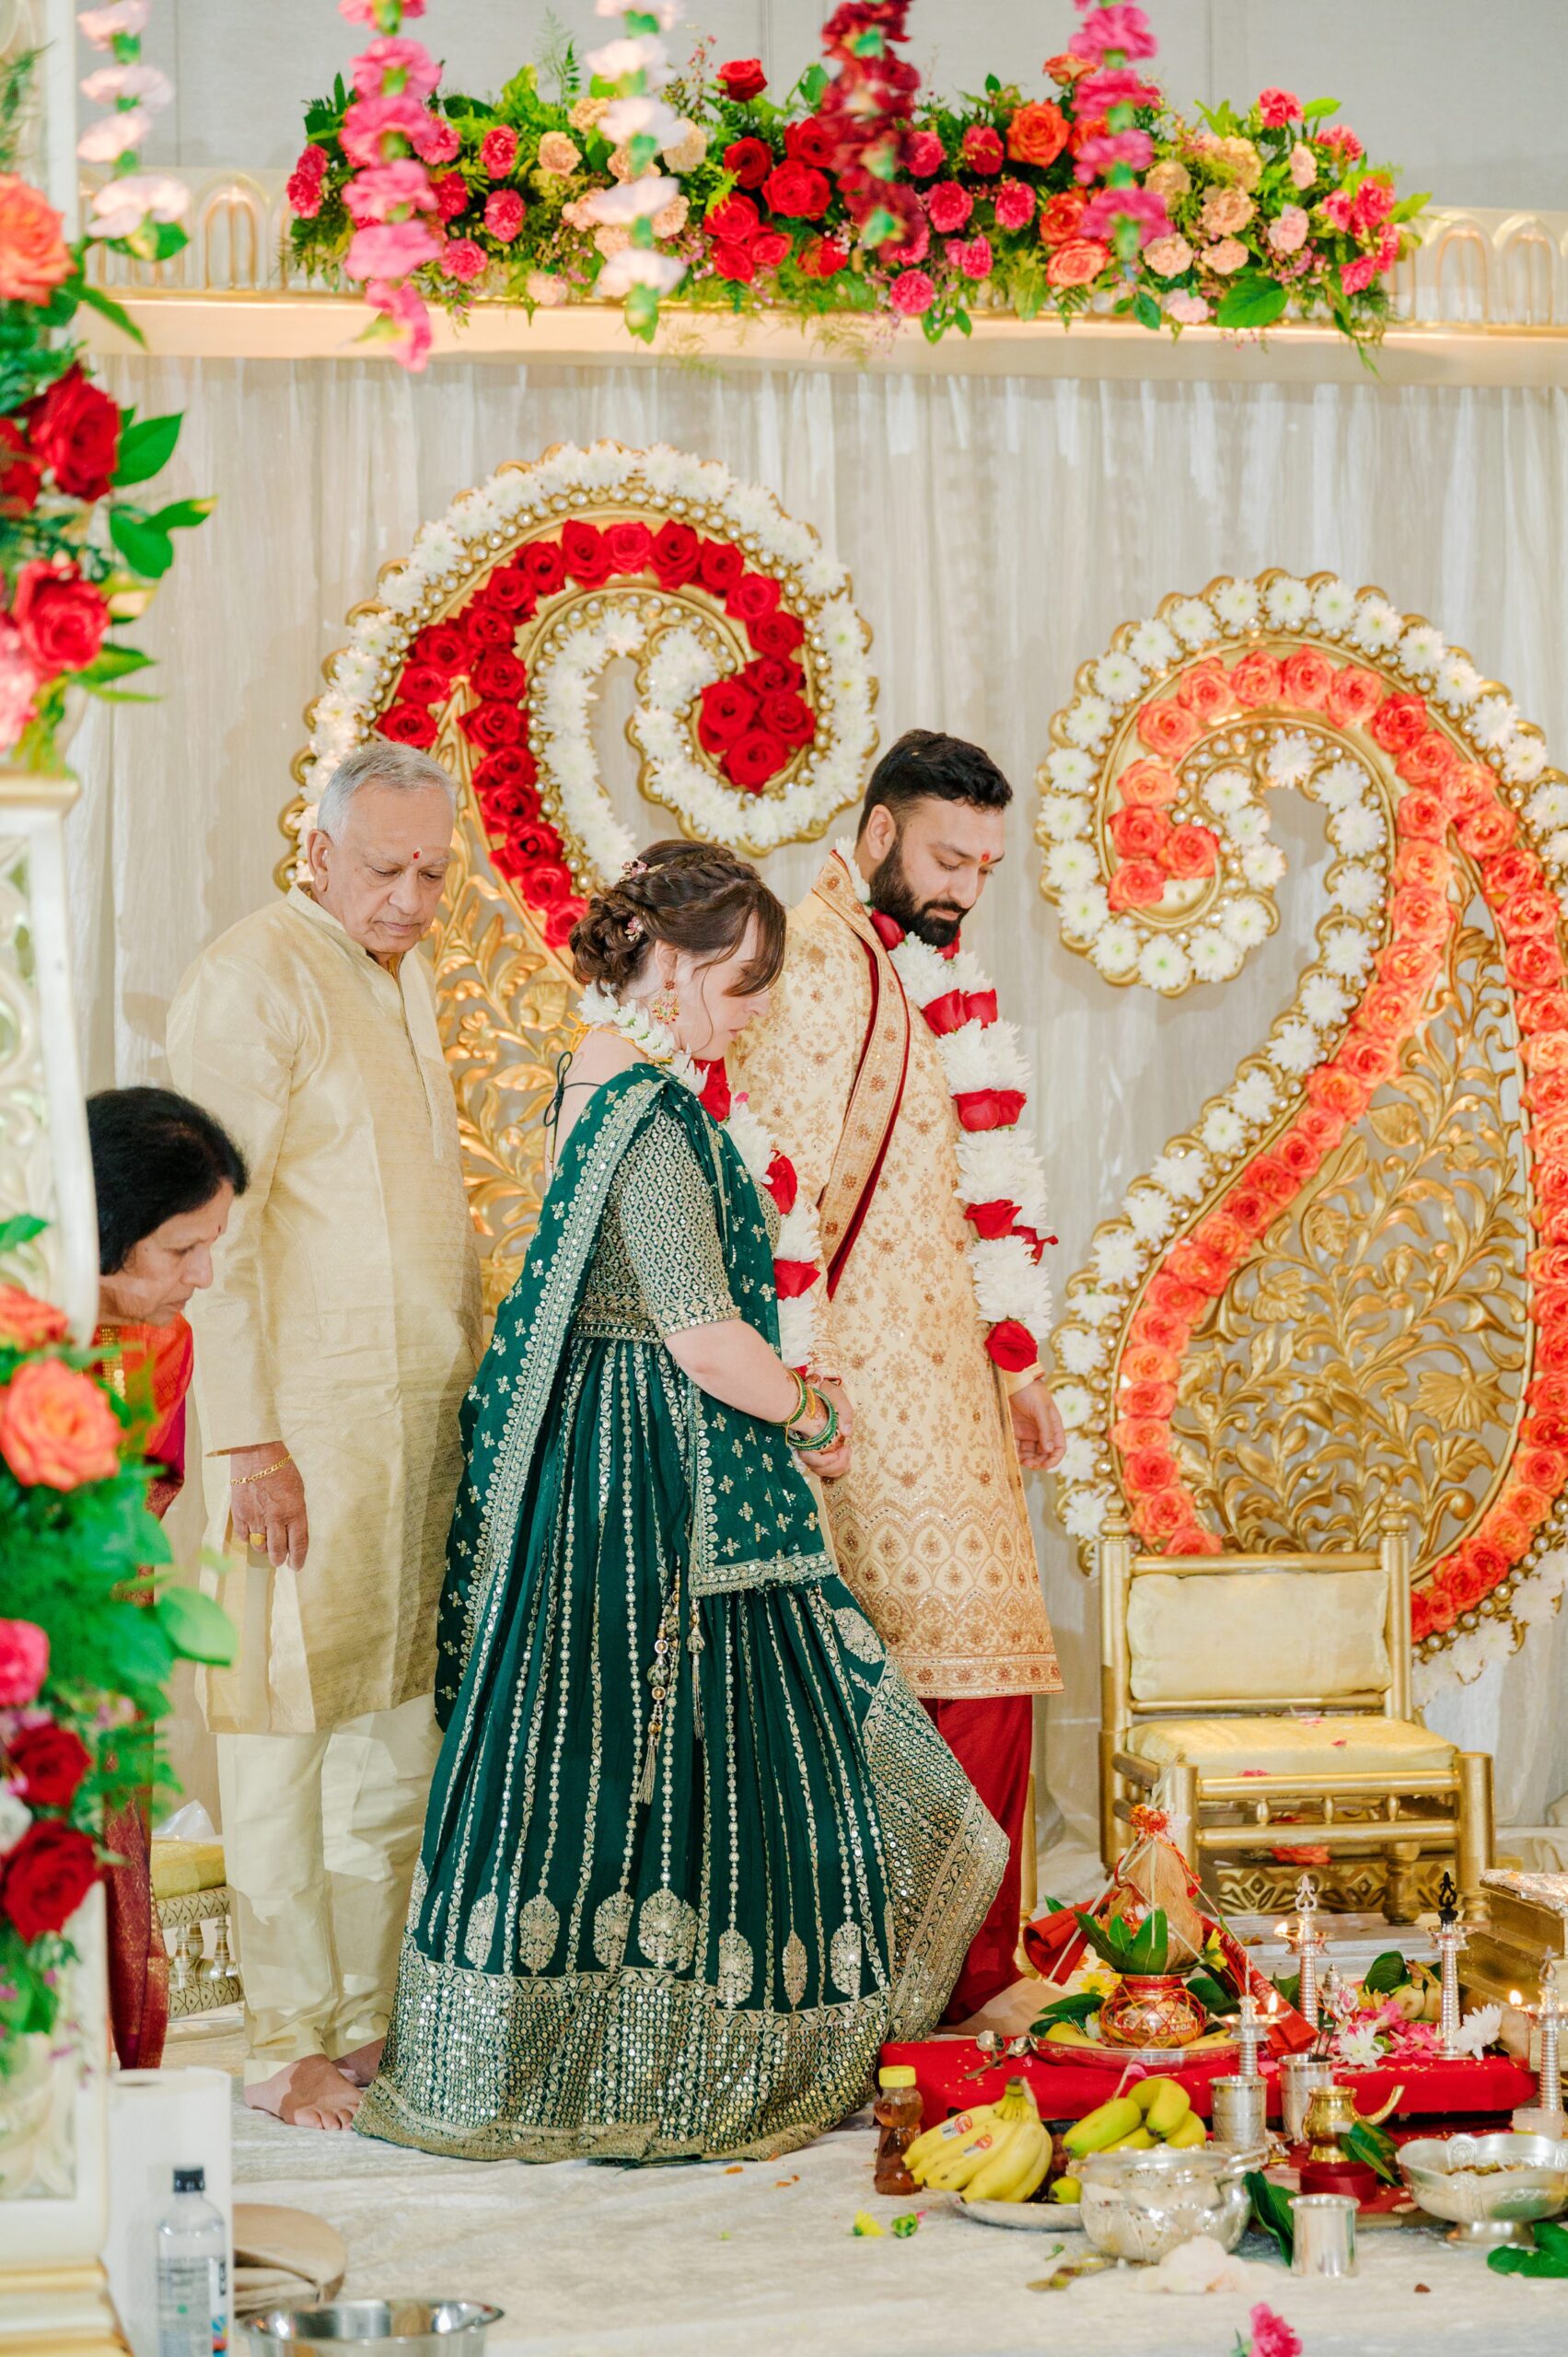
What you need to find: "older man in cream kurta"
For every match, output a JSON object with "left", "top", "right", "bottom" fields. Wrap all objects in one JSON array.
[{"left": 168, "top": 743, "right": 481, "bottom": 2122}]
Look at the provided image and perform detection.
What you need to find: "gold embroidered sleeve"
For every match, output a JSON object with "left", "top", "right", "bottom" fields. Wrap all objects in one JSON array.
[
  {"left": 607, "top": 1113, "right": 738, "bottom": 1340},
  {"left": 731, "top": 913, "right": 864, "bottom": 1208}
]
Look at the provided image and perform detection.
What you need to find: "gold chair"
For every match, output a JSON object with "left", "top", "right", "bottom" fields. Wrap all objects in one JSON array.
[{"left": 1098, "top": 1503, "right": 1493, "bottom": 1920}]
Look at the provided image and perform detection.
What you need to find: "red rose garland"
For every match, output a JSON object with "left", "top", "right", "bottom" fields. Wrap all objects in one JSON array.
[
  {"left": 375, "top": 521, "right": 818, "bottom": 947},
  {"left": 1111, "top": 670, "right": 1568, "bottom": 1641}
]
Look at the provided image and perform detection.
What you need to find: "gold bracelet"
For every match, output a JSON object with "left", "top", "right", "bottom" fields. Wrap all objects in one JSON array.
[{"left": 235, "top": 1453, "right": 292, "bottom": 1484}]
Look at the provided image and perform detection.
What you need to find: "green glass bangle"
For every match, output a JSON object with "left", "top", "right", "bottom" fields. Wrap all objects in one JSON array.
[{"left": 790, "top": 1396, "right": 840, "bottom": 1454}]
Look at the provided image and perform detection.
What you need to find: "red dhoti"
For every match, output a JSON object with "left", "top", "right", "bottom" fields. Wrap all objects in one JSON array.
[{"left": 923, "top": 1692, "right": 1033, "bottom": 2019}]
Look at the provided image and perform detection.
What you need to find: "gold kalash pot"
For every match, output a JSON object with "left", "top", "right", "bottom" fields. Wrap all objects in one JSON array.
[{"left": 1303, "top": 2080, "right": 1401, "bottom": 2165}]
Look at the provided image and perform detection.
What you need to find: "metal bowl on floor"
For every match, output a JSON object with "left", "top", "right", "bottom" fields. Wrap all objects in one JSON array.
[
  {"left": 1398, "top": 2131, "right": 1568, "bottom": 2246},
  {"left": 246, "top": 2301, "right": 504, "bottom": 2352},
  {"left": 1077, "top": 2142, "right": 1254, "bottom": 2264}
]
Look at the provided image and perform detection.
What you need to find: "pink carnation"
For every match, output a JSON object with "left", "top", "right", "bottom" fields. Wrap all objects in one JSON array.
[
  {"left": 0, "top": 1620, "right": 49, "bottom": 1707},
  {"left": 1258, "top": 88, "right": 1299, "bottom": 128},
  {"left": 440, "top": 235, "right": 486, "bottom": 283},
  {"left": 433, "top": 171, "right": 469, "bottom": 223},
  {"left": 287, "top": 160, "right": 328, "bottom": 217},
  {"left": 1321, "top": 124, "right": 1363, "bottom": 160},
  {"left": 483, "top": 188, "right": 526, "bottom": 242},
  {"left": 1078, "top": 184, "right": 1171, "bottom": 246},
  {"left": 345, "top": 217, "right": 441, "bottom": 282},
  {"left": 924, "top": 181, "right": 972, "bottom": 233},
  {"left": 1375, "top": 226, "right": 1400, "bottom": 269},
  {"left": 1073, "top": 128, "right": 1154, "bottom": 183},
  {"left": 1165, "top": 289, "right": 1210, "bottom": 324},
  {"left": 341, "top": 0, "right": 424, "bottom": 17},
  {"left": 884, "top": 213, "right": 930, "bottom": 266},
  {"left": 947, "top": 233, "right": 993, "bottom": 281},
  {"left": 1069, "top": 4, "right": 1157, "bottom": 62},
  {"left": 366, "top": 275, "right": 431, "bottom": 368},
  {"left": 343, "top": 159, "right": 436, "bottom": 225},
  {"left": 481, "top": 124, "right": 519, "bottom": 178},
  {"left": 417, "top": 116, "right": 461, "bottom": 166},
  {"left": 904, "top": 129, "right": 945, "bottom": 178},
  {"left": 961, "top": 125, "right": 1005, "bottom": 175},
  {"left": 352, "top": 36, "right": 440, "bottom": 101},
  {"left": 1265, "top": 203, "right": 1309, "bottom": 255},
  {"left": 1074, "top": 67, "right": 1160, "bottom": 114},
  {"left": 993, "top": 179, "right": 1034, "bottom": 231},
  {"left": 341, "top": 90, "right": 436, "bottom": 168},
  {"left": 1319, "top": 190, "right": 1354, "bottom": 232},
  {"left": 889, "top": 269, "right": 935, "bottom": 316},
  {"left": 1353, "top": 176, "right": 1396, "bottom": 232},
  {"left": 1340, "top": 253, "right": 1378, "bottom": 293},
  {"left": 1248, "top": 2306, "right": 1303, "bottom": 2357}
]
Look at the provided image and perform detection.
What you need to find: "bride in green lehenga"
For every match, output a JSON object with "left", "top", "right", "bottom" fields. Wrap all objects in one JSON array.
[{"left": 354, "top": 841, "right": 1004, "bottom": 2163}]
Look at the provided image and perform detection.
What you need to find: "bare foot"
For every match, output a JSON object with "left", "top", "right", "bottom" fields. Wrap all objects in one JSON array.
[
  {"left": 948, "top": 1976, "right": 1046, "bottom": 2041},
  {"left": 244, "top": 2053, "right": 365, "bottom": 2131},
  {"left": 329, "top": 2038, "right": 386, "bottom": 2089}
]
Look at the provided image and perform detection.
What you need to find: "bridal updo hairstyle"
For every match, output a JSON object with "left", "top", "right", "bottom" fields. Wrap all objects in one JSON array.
[{"left": 570, "top": 839, "right": 786, "bottom": 1000}]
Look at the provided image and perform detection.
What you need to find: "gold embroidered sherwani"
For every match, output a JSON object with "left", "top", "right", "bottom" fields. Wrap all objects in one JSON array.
[{"left": 736, "top": 852, "right": 1060, "bottom": 1701}]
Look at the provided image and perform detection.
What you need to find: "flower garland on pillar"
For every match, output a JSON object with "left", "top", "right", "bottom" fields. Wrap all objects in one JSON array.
[{"left": 836, "top": 844, "right": 1055, "bottom": 1377}]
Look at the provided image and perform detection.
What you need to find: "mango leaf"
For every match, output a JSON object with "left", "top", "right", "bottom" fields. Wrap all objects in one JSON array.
[
  {"left": 113, "top": 412, "right": 181, "bottom": 487},
  {"left": 1126, "top": 1906, "right": 1170, "bottom": 1974},
  {"left": 156, "top": 1584, "right": 237, "bottom": 1666},
  {"left": 1214, "top": 273, "right": 1290, "bottom": 331},
  {"left": 1185, "top": 1968, "right": 1236, "bottom": 2020},
  {"left": 1362, "top": 1949, "right": 1410, "bottom": 1997},
  {"left": 1246, "top": 2170, "right": 1295, "bottom": 2259},
  {"left": 108, "top": 508, "right": 174, "bottom": 578},
  {"left": 1030, "top": 1990, "right": 1102, "bottom": 2027},
  {"left": 1342, "top": 2117, "right": 1400, "bottom": 2187}
]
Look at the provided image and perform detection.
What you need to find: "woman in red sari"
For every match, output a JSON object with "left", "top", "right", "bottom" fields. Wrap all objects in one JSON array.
[{"left": 88, "top": 1087, "right": 248, "bottom": 2068}]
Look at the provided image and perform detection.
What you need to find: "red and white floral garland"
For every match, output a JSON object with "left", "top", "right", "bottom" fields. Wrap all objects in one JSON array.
[
  {"left": 836, "top": 844, "right": 1054, "bottom": 1375},
  {"left": 575, "top": 982, "right": 825, "bottom": 1372}
]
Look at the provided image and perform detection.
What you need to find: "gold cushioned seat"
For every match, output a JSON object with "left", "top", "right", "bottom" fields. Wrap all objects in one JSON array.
[
  {"left": 1126, "top": 1715, "right": 1456, "bottom": 1780},
  {"left": 150, "top": 1838, "right": 227, "bottom": 1901}
]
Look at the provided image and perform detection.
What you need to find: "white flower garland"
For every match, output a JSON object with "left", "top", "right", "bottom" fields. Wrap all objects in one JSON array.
[
  {"left": 575, "top": 984, "right": 824, "bottom": 1370},
  {"left": 300, "top": 441, "right": 876, "bottom": 878},
  {"left": 835, "top": 844, "right": 1053, "bottom": 1359}
]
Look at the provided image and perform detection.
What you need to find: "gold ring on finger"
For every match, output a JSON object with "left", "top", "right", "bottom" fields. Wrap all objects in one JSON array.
[{"left": 248, "top": 1529, "right": 265, "bottom": 1546}]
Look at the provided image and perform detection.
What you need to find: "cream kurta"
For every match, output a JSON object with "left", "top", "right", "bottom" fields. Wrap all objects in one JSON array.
[
  {"left": 167, "top": 888, "right": 482, "bottom": 1736},
  {"left": 736, "top": 854, "right": 1060, "bottom": 1701}
]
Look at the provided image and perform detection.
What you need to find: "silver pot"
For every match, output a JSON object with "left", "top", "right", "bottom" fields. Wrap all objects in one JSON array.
[
  {"left": 246, "top": 2301, "right": 504, "bottom": 2352},
  {"left": 1398, "top": 2131, "right": 1568, "bottom": 2246},
  {"left": 1077, "top": 2142, "right": 1253, "bottom": 2265}
]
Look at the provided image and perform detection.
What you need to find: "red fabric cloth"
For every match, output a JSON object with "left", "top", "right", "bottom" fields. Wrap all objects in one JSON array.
[
  {"left": 922, "top": 1691, "right": 1033, "bottom": 2019},
  {"left": 95, "top": 1315, "right": 192, "bottom": 2073}
]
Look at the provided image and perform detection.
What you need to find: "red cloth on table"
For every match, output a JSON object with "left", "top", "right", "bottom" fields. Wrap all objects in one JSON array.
[
  {"left": 922, "top": 1691, "right": 1033, "bottom": 2020},
  {"left": 97, "top": 1316, "right": 193, "bottom": 2073}
]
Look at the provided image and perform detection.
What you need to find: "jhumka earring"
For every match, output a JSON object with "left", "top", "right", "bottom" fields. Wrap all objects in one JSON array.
[{"left": 651, "top": 984, "right": 680, "bottom": 1028}]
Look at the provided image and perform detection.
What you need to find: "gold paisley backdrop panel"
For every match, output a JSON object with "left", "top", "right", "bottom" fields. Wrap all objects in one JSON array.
[{"left": 66, "top": 352, "right": 1568, "bottom": 1850}]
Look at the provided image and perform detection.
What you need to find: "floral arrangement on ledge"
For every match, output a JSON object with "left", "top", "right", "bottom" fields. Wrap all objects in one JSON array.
[
  {"left": 0, "top": 1230, "right": 233, "bottom": 2078},
  {"left": 290, "top": 0, "right": 1422, "bottom": 362},
  {"left": 0, "top": 7, "right": 210, "bottom": 770}
]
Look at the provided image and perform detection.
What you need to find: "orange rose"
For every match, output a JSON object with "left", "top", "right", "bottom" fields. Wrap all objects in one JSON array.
[
  {"left": 0, "top": 1359, "right": 120, "bottom": 1490},
  {"left": 1394, "top": 790, "right": 1446, "bottom": 842},
  {"left": 1167, "top": 1523, "right": 1223, "bottom": 1558},
  {"left": 0, "top": 1286, "right": 69, "bottom": 1351},
  {"left": 1400, "top": 730, "right": 1457, "bottom": 791},
  {"left": 1161, "top": 823, "right": 1219, "bottom": 879},
  {"left": 1361, "top": 981, "right": 1423, "bottom": 1036},
  {"left": 1506, "top": 888, "right": 1562, "bottom": 936},
  {"left": 1519, "top": 1444, "right": 1568, "bottom": 1491},
  {"left": 1130, "top": 1306, "right": 1189, "bottom": 1354},
  {"left": 1480, "top": 1507, "right": 1535, "bottom": 1562},
  {"left": 1341, "top": 1033, "right": 1400, "bottom": 1087},
  {"left": 1139, "top": 1485, "right": 1190, "bottom": 1537},
  {"left": 1121, "top": 1378, "right": 1177, "bottom": 1421},
  {"left": 1281, "top": 645, "right": 1333, "bottom": 708},
  {"left": 1394, "top": 841, "right": 1450, "bottom": 892},
  {"left": 1307, "top": 1062, "right": 1372, "bottom": 1120},
  {"left": 1108, "top": 860, "right": 1168, "bottom": 911},
  {"left": 1119, "top": 758, "right": 1181, "bottom": 808},
  {"left": 1124, "top": 1446, "right": 1180, "bottom": 1493},
  {"left": 0, "top": 175, "right": 71, "bottom": 305},
  {"left": 1147, "top": 1271, "right": 1206, "bottom": 1318},
  {"left": 1499, "top": 1483, "right": 1551, "bottom": 1530},
  {"left": 1532, "top": 1116, "right": 1568, "bottom": 1162},
  {"left": 1508, "top": 937, "right": 1562, "bottom": 992},
  {"left": 1324, "top": 664, "right": 1383, "bottom": 728},
  {"left": 1531, "top": 1248, "right": 1568, "bottom": 1286},
  {"left": 1193, "top": 1210, "right": 1249, "bottom": 1260},
  {"left": 1519, "top": 990, "right": 1568, "bottom": 1038},
  {"left": 1380, "top": 939, "right": 1442, "bottom": 990},
  {"left": 1527, "top": 1033, "right": 1568, "bottom": 1073},
  {"left": 1223, "top": 1184, "right": 1275, "bottom": 1235},
  {"left": 1176, "top": 660, "right": 1236, "bottom": 722},
  {"left": 1044, "top": 51, "right": 1089, "bottom": 84},
  {"left": 1229, "top": 649, "right": 1284, "bottom": 709},
  {"left": 1045, "top": 236, "right": 1110, "bottom": 288},
  {"left": 1446, "top": 762, "right": 1493, "bottom": 821},
  {"left": 1006, "top": 100, "right": 1069, "bottom": 169},
  {"left": 1297, "top": 1105, "right": 1346, "bottom": 1152},
  {"left": 1458, "top": 803, "right": 1517, "bottom": 857},
  {"left": 1244, "top": 1154, "right": 1297, "bottom": 1204},
  {"left": 1110, "top": 1417, "right": 1173, "bottom": 1454},
  {"left": 1123, "top": 1341, "right": 1181, "bottom": 1384},
  {"left": 1037, "top": 189, "right": 1087, "bottom": 246},
  {"left": 1167, "top": 1237, "right": 1232, "bottom": 1294},
  {"left": 1481, "top": 848, "right": 1539, "bottom": 900},
  {"left": 1275, "top": 1128, "right": 1324, "bottom": 1180},
  {"left": 1136, "top": 698, "right": 1201, "bottom": 759},
  {"left": 1390, "top": 886, "right": 1450, "bottom": 940},
  {"left": 1531, "top": 1077, "right": 1568, "bottom": 1122},
  {"left": 1109, "top": 805, "right": 1172, "bottom": 860},
  {"left": 1537, "top": 1328, "right": 1568, "bottom": 1374}
]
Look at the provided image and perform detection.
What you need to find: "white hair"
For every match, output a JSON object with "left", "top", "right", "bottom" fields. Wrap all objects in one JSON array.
[{"left": 316, "top": 741, "right": 457, "bottom": 839}]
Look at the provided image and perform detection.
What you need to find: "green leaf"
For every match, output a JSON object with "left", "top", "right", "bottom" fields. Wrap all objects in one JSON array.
[
  {"left": 798, "top": 63, "right": 828, "bottom": 107},
  {"left": 75, "top": 279, "right": 145, "bottom": 347},
  {"left": 1391, "top": 192, "right": 1430, "bottom": 224},
  {"left": 1030, "top": 1990, "right": 1102, "bottom": 2027},
  {"left": 1342, "top": 2118, "right": 1400, "bottom": 2188},
  {"left": 1362, "top": 1950, "right": 1410, "bottom": 1997},
  {"left": 623, "top": 283, "right": 660, "bottom": 343},
  {"left": 156, "top": 1585, "right": 237, "bottom": 1666},
  {"left": 76, "top": 644, "right": 153, "bottom": 684},
  {"left": 0, "top": 1213, "right": 45, "bottom": 1254},
  {"left": 1302, "top": 98, "right": 1340, "bottom": 121},
  {"left": 1214, "top": 273, "right": 1290, "bottom": 331},
  {"left": 1126, "top": 1906, "right": 1169, "bottom": 1974},
  {"left": 1185, "top": 1969, "right": 1236, "bottom": 2020},
  {"left": 84, "top": 684, "right": 157, "bottom": 704},
  {"left": 1532, "top": 2217, "right": 1568, "bottom": 2262},
  {"left": 108, "top": 508, "right": 175, "bottom": 578},
  {"left": 1273, "top": 1970, "right": 1301, "bottom": 2009},
  {"left": 1132, "top": 289, "right": 1162, "bottom": 332},
  {"left": 1488, "top": 2247, "right": 1531, "bottom": 2275},
  {"left": 112, "top": 412, "right": 181, "bottom": 486},
  {"left": 1246, "top": 2170, "right": 1295, "bottom": 2260}
]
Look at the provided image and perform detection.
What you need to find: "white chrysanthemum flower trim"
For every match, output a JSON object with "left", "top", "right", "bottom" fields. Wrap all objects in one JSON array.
[
  {"left": 1168, "top": 598, "right": 1218, "bottom": 649},
  {"left": 1039, "top": 794, "right": 1093, "bottom": 842},
  {"left": 1150, "top": 1150, "right": 1210, "bottom": 1202},
  {"left": 1061, "top": 884, "right": 1111, "bottom": 939},
  {"left": 1128, "top": 619, "right": 1179, "bottom": 671},
  {"left": 1263, "top": 577, "right": 1313, "bottom": 629},
  {"left": 1204, "top": 767, "right": 1254, "bottom": 818},
  {"left": 1311, "top": 578, "right": 1356, "bottom": 635},
  {"left": 1264, "top": 732, "right": 1316, "bottom": 788},
  {"left": 1094, "top": 652, "right": 1145, "bottom": 705},
  {"left": 1212, "top": 578, "right": 1260, "bottom": 630},
  {"left": 1190, "top": 928, "right": 1245, "bottom": 984}
]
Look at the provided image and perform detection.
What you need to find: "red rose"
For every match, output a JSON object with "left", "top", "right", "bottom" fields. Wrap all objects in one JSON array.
[
  {"left": 409, "top": 620, "right": 471, "bottom": 674},
  {"left": 1038, "top": 190, "right": 1087, "bottom": 246},
  {"left": 434, "top": 171, "right": 469, "bottom": 224},
  {"left": 482, "top": 566, "right": 538, "bottom": 615},
  {"left": 562, "top": 519, "right": 610, "bottom": 587},
  {"left": 1370, "top": 692, "right": 1428, "bottom": 756},
  {"left": 516, "top": 859, "right": 570, "bottom": 906},
  {"left": 763, "top": 161, "right": 830, "bottom": 219},
  {"left": 1046, "top": 237, "right": 1109, "bottom": 288},
  {"left": 741, "top": 655, "right": 802, "bottom": 695},
  {"left": 7, "top": 1722, "right": 91, "bottom": 1808},
  {"left": 394, "top": 661, "right": 450, "bottom": 708},
  {"left": 784, "top": 116, "right": 838, "bottom": 170},
  {"left": 749, "top": 610, "right": 805, "bottom": 657},
  {"left": 723, "top": 137, "right": 772, "bottom": 190},
  {"left": 986, "top": 1319, "right": 1039, "bottom": 1374},
  {"left": 651, "top": 520, "right": 702, "bottom": 588},
  {"left": 0, "top": 1818, "right": 98, "bottom": 1939},
  {"left": 759, "top": 689, "right": 814, "bottom": 747},
  {"left": 510, "top": 821, "right": 563, "bottom": 865},
  {"left": 764, "top": 1150, "right": 797, "bottom": 1214},
  {"left": 378, "top": 702, "right": 439, "bottom": 748},
  {"left": 27, "top": 366, "right": 121, "bottom": 501},
  {"left": 750, "top": 229, "right": 791, "bottom": 270},
  {"left": 711, "top": 240, "right": 757, "bottom": 283},
  {"left": 707, "top": 192, "right": 761, "bottom": 245},
  {"left": 1281, "top": 645, "right": 1334, "bottom": 708},
  {"left": 1109, "top": 805, "right": 1171, "bottom": 860},
  {"left": 466, "top": 605, "right": 515, "bottom": 647},
  {"left": 1229, "top": 649, "right": 1284, "bottom": 708},
  {"left": 723, "top": 727, "right": 789, "bottom": 792},
  {"left": 1324, "top": 664, "right": 1384, "bottom": 727},
  {"left": 962, "top": 125, "right": 1005, "bottom": 176},
  {"left": 0, "top": 418, "right": 41, "bottom": 515},
  {"left": 727, "top": 571, "right": 783, "bottom": 626},
  {"left": 604, "top": 519, "right": 654, "bottom": 575},
  {"left": 11, "top": 561, "right": 109, "bottom": 676},
  {"left": 696, "top": 539, "right": 745, "bottom": 597},
  {"left": 543, "top": 898, "right": 584, "bottom": 949},
  {"left": 718, "top": 57, "right": 767, "bottom": 102},
  {"left": 480, "top": 125, "right": 518, "bottom": 178},
  {"left": 1006, "top": 100, "right": 1069, "bottom": 169},
  {"left": 697, "top": 679, "right": 758, "bottom": 751},
  {"left": 518, "top": 540, "right": 567, "bottom": 597},
  {"left": 798, "top": 236, "right": 849, "bottom": 278},
  {"left": 470, "top": 646, "right": 528, "bottom": 702},
  {"left": 459, "top": 701, "right": 524, "bottom": 749}
]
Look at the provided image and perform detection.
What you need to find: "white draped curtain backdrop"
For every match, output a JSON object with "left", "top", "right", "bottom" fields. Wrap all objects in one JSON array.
[{"left": 72, "top": 354, "right": 1568, "bottom": 1878}]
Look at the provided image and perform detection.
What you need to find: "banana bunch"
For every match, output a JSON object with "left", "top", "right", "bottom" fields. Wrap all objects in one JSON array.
[
  {"left": 905, "top": 2077, "right": 1054, "bottom": 2203},
  {"left": 1059, "top": 2075, "right": 1208, "bottom": 2174}
]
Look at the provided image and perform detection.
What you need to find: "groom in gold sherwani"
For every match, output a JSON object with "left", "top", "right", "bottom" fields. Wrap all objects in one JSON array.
[{"left": 737, "top": 729, "right": 1063, "bottom": 2023}]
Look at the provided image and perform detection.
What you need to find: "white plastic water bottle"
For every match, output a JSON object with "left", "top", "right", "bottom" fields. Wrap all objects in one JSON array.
[{"left": 155, "top": 2165, "right": 228, "bottom": 2356}]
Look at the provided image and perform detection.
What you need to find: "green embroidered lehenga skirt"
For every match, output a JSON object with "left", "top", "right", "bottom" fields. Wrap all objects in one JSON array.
[{"left": 356, "top": 1065, "right": 1005, "bottom": 2163}]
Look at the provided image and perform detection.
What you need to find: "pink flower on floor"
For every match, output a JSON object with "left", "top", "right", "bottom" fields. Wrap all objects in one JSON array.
[
  {"left": 366, "top": 278, "right": 432, "bottom": 369},
  {"left": 0, "top": 618, "right": 38, "bottom": 753},
  {"left": 440, "top": 236, "right": 486, "bottom": 283},
  {"left": 1258, "top": 88, "right": 1299, "bottom": 128},
  {"left": 344, "top": 217, "right": 440, "bottom": 282},
  {"left": 352, "top": 37, "right": 440, "bottom": 101},
  {"left": 993, "top": 180, "right": 1034, "bottom": 231},
  {"left": 343, "top": 160, "right": 436, "bottom": 225},
  {"left": 484, "top": 189, "right": 525, "bottom": 242},
  {"left": 947, "top": 234, "right": 993, "bottom": 281},
  {"left": 889, "top": 269, "right": 935, "bottom": 317},
  {"left": 1248, "top": 2305, "right": 1302, "bottom": 2357}
]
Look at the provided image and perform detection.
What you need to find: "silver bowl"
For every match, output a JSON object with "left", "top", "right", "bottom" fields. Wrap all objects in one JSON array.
[
  {"left": 1398, "top": 2131, "right": 1568, "bottom": 2246},
  {"left": 246, "top": 2302, "right": 504, "bottom": 2352},
  {"left": 1077, "top": 2142, "right": 1254, "bottom": 2265}
]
